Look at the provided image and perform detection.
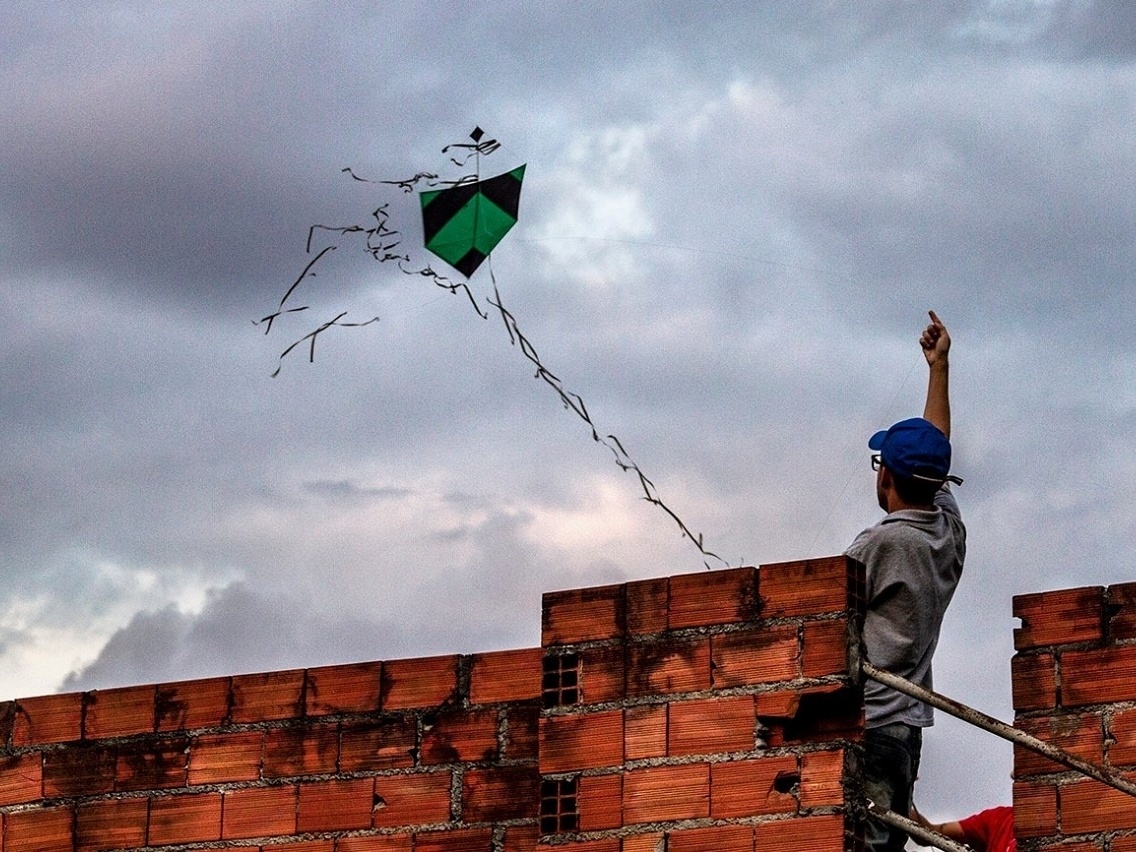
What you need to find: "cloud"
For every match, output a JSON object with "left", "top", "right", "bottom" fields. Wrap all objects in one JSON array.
[{"left": 4, "top": 0, "right": 1135, "bottom": 821}]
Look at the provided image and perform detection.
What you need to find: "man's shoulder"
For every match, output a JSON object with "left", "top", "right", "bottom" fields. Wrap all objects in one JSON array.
[{"left": 845, "top": 517, "right": 911, "bottom": 561}]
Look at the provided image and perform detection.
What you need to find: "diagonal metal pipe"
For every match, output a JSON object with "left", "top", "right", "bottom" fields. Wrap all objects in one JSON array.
[
  {"left": 866, "top": 799, "right": 975, "bottom": 852},
  {"left": 860, "top": 660, "right": 1136, "bottom": 799}
]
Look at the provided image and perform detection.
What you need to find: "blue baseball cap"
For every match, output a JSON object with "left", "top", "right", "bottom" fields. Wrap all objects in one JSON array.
[{"left": 869, "top": 417, "right": 962, "bottom": 484}]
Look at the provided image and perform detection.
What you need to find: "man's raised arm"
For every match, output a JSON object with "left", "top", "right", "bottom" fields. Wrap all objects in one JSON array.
[{"left": 920, "top": 310, "right": 951, "bottom": 439}]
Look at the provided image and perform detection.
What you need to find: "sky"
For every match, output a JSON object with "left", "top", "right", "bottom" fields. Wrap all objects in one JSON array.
[{"left": 3, "top": 0, "right": 1135, "bottom": 826}]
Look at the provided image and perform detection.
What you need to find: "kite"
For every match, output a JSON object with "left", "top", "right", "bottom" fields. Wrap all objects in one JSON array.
[
  {"left": 420, "top": 164, "right": 526, "bottom": 278},
  {"left": 258, "top": 129, "right": 728, "bottom": 569}
]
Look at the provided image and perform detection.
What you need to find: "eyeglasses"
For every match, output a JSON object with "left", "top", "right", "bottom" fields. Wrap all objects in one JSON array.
[{"left": 870, "top": 453, "right": 964, "bottom": 486}]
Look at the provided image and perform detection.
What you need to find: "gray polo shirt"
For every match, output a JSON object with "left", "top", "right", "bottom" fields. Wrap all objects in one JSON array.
[{"left": 845, "top": 486, "right": 966, "bottom": 728}]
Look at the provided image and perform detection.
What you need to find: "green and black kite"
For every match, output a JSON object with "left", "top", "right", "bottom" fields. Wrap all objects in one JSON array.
[{"left": 419, "top": 164, "right": 526, "bottom": 277}]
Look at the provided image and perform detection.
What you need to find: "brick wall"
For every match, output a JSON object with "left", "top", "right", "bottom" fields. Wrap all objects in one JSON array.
[
  {"left": 1010, "top": 582, "right": 1136, "bottom": 850},
  {"left": 0, "top": 557, "right": 867, "bottom": 852}
]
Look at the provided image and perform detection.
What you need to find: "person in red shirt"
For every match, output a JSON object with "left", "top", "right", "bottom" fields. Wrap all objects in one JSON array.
[{"left": 913, "top": 806, "right": 1016, "bottom": 852}]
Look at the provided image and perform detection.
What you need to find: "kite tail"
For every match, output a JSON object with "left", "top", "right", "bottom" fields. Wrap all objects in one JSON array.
[{"left": 485, "top": 261, "right": 728, "bottom": 569}]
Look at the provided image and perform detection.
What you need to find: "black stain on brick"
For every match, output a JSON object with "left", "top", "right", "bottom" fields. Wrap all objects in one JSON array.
[
  {"left": 626, "top": 639, "right": 702, "bottom": 697},
  {"left": 43, "top": 744, "right": 117, "bottom": 796},
  {"left": 0, "top": 701, "right": 15, "bottom": 747},
  {"left": 154, "top": 687, "right": 187, "bottom": 731},
  {"left": 740, "top": 574, "right": 763, "bottom": 621},
  {"left": 115, "top": 737, "right": 188, "bottom": 791}
]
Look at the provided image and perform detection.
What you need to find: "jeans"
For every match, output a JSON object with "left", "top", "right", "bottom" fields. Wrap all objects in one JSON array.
[{"left": 863, "top": 722, "right": 923, "bottom": 852}]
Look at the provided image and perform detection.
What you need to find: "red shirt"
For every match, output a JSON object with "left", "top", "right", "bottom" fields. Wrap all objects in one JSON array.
[{"left": 959, "top": 806, "right": 1016, "bottom": 852}]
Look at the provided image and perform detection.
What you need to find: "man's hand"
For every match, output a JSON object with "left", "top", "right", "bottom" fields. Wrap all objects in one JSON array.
[{"left": 920, "top": 310, "right": 950, "bottom": 368}]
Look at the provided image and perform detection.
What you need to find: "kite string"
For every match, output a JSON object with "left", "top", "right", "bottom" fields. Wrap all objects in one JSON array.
[
  {"left": 486, "top": 257, "right": 728, "bottom": 569},
  {"left": 805, "top": 352, "right": 922, "bottom": 553}
]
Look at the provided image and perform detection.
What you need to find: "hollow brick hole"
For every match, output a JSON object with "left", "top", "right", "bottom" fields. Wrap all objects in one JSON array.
[
  {"left": 542, "top": 653, "right": 580, "bottom": 709},
  {"left": 539, "top": 776, "right": 579, "bottom": 834}
]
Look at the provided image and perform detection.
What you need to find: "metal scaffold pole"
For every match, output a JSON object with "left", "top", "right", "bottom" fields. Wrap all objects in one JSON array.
[{"left": 860, "top": 660, "right": 1136, "bottom": 800}]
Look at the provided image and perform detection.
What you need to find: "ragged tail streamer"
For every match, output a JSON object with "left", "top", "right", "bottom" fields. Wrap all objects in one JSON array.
[
  {"left": 485, "top": 266, "right": 727, "bottom": 568},
  {"left": 258, "top": 130, "right": 729, "bottom": 569}
]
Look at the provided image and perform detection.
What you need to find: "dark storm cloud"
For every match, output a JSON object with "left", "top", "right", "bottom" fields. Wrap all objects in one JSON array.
[{"left": 0, "top": 1, "right": 998, "bottom": 314}]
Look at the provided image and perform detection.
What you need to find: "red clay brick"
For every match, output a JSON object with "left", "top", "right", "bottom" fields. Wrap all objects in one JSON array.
[
  {"left": 622, "top": 763, "right": 709, "bottom": 824},
  {"left": 626, "top": 637, "right": 711, "bottom": 697},
  {"left": 543, "top": 841, "right": 619, "bottom": 852},
  {"left": 422, "top": 706, "right": 499, "bottom": 764},
  {"left": 43, "top": 744, "right": 116, "bottom": 797},
  {"left": 757, "top": 685, "right": 864, "bottom": 746},
  {"left": 754, "top": 690, "right": 803, "bottom": 719},
  {"left": 469, "top": 648, "right": 542, "bottom": 704},
  {"left": 415, "top": 828, "right": 495, "bottom": 852},
  {"left": 272, "top": 842, "right": 335, "bottom": 852},
  {"left": 669, "top": 823, "right": 754, "bottom": 852},
  {"left": 1063, "top": 645, "right": 1136, "bottom": 706},
  {"left": 625, "top": 576, "right": 668, "bottom": 635},
  {"left": 156, "top": 676, "right": 231, "bottom": 731},
  {"left": 504, "top": 705, "right": 539, "bottom": 760},
  {"left": 1112, "top": 707, "right": 1136, "bottom": 767},
  {"left": 85, "top": 684, "right": 156, "bottom": 738},
  {"left": 1109, "top": 581, "right": 1136, "bottom": 640},
  {"left": 115, "top": 737, "right": 190, "bottom": 791},
  {"left": 502, "top": 824, "right": 540, "bottom": 852},
  {"left": 753, "top": 813, "right": 846, "bottom": 852},
  {"left": 305, "top": 660, "right": 382, "bottom": 716},
  {"left": 578, "top": 772, "right": 623, "bottom": 831},
  {"left": 579, "top": 644, "right": 625, "bottom": 704},
  {"left": 339, "top": 836, "right": 414, "bottom": 852},
  {"left": 759, "top": 556, "right": 852, "bottom": 618},
  {"left": 1013, "top": 587, "right": 1104, "bottom": 650},
  {"left": 711, "top": 625, "right": 799, "bottom": 687},
  {"left": 668, "top": 695, "right": 754, "bottom": 757},
  {"left": 222, "top": 784, "right": 297, "bottom": 839},
  {"left": 420, "top": 708, "right": 495, "bottom": 767},
  {"left": 668, "top": 567, "right": 758, "bottom": 629},
  {"left": 1060, "top": 776, "right": 1136, "bottom": 833},
  {"left": 149, "top": 791, "right": 223, "bottom": 845},
  {"left": 800, "top": 748, "right": 846, "bottom": 807},
  {"left": 1012, "top": 780, "right": 1058, "bottom": 837},
  {"left": 710, "top": 754, "right": 797, "bottom": 818},
  {"left": 5, "top": 804, "right": 74, "bottom": 852},
  {"left": 624, "top": 703, "right": 667, "bottom": 761},
  {"left": 802, "top": 618, "right": 850, "bottom": 677},
  {"left": 340, "top": 717, "right": 417, "bottom": 771},
  {"left": 1011, "top": 652, "right": 1057, "bottom": 711},
  {"left": 1014, "top": 713, "right": 1103, "bottom": 777},
  {"left": 297, "top": 777, "right": 374, "bottom": 832},
  {"left": 462, "top": 765, "right": 539, "bottom": 823},
  {"left": 1113, "top": 837, "right": 1136, "bottom": 852},
  {"left": 542, "top": 583, "right": 624, "bottom": 645},
  {"left": 0, "top": 752, "right": 42, "bottom": 805},
  {"left": 76, "top": 797, "right": 148, "bottom": 851},
  {"left": 263, "top": 723, "right": 339, "bottom": 777},
  {"left": 372, "top": 771, "right": 452, "bottom": 828},
  {"left": 13, "top": 692, "right": 83, "bottom": 745},
  {"left": 230, "top": 669, "right": 306, "bottom": 723},
  {"left": 382, "top": 654, "right": 460, "bottom": 710},
  {"left": 539, "top": 710, "right": 624, "bottom": 773},
  {"left": 621, "top": 832, "right": 665, "bottom": 852},
  {"left": 189, "top": 731, "right": 263, "bottom": 785}
]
